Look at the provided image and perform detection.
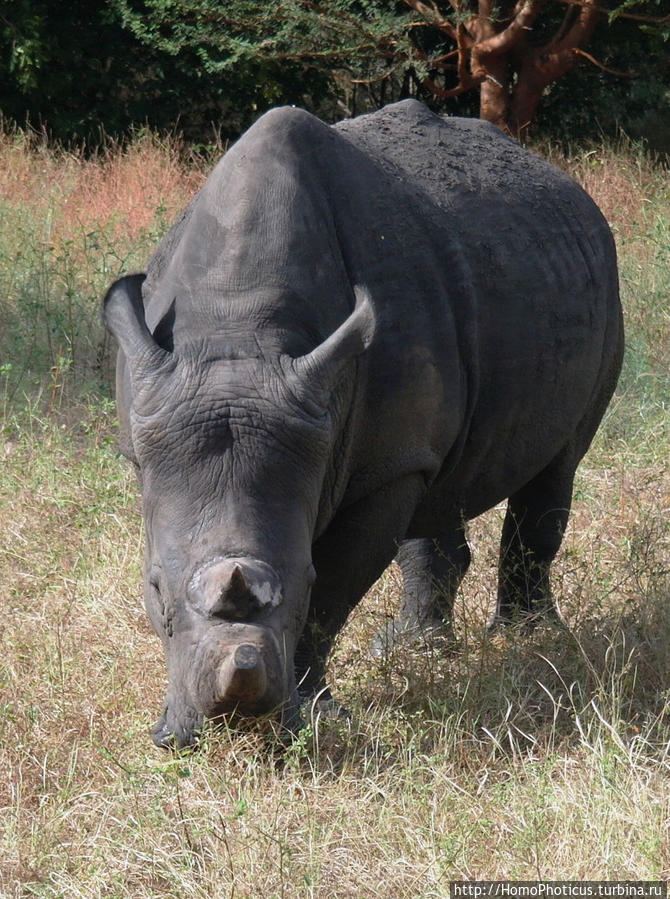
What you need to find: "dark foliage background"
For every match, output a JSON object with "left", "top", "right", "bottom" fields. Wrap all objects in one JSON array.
[{"left": 1, "top": 0, "right": 668, "bottom": 148}]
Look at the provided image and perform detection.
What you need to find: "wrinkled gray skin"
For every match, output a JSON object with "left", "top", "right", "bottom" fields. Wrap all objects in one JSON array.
[{"left": 104, "top": 100, "right": 623, "bottom": 749}]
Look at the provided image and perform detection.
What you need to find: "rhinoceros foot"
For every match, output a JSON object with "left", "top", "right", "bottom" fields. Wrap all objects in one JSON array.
[
  {"left": 369, "top": 617, "right": 456, "bottom": 659},
  {"left": 308, "top": 691, "right": 351, "bottom": 725},
  {"left": 487, "top": 603, "right": 566, "bottom": 633}
]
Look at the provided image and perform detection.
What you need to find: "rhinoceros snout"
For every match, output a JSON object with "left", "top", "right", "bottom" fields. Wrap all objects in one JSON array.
[
  {"left": 188, "top": 556, "right": 283, "bottom": 621},
  {"left": 189, "top": 622, "right": 288, "bottom": 720},
  {"left": 152, "top": 636, "right": 285, "bottom": 750}
]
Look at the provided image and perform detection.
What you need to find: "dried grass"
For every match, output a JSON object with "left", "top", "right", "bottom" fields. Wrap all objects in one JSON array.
[
  {"left": 537, "top": 137, "right": 668, "bottom": 241},
  {"left": 0, "top": 129, "right": 668, "bottom": 895},
  {"left": 0, "top": 129, "right": 204, "bottom": 248}
]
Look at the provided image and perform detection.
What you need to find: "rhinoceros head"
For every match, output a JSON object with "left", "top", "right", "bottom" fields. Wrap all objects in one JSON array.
[{"left": 104, "top": 274, "right": 373, "bottom": 748}]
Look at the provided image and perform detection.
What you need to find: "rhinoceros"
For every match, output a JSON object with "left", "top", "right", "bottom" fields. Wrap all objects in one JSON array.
[{"left": 104, "top": 99, "right": 623, "bottom": 749}]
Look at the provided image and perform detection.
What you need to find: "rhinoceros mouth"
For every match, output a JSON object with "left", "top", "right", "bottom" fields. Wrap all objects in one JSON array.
[{"left": 151, "top": 701, "right": 204, "bottom": 750}]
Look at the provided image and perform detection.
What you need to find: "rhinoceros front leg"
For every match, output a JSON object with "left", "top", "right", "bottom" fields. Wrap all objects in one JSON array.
[
  {"left": 492, "top": 448, "right": 575, "bottom": 628},
  {"left": 295, "top": 473, "right": 428, "bottom": 705},
  {"left": 370, "top": 529, "right": 471, "bottom": 657}
]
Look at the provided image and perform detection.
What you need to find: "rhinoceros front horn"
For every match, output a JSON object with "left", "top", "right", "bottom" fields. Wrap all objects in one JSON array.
[{"left": 217, "top": 643, "right": 268, "bottom": 706}]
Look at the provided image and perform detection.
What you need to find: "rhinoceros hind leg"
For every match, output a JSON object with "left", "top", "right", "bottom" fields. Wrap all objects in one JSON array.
[
  {"left": 491, "top": 448, "right": 576, "bottom": 629},
  {"left": 370, "top": 528, "right": 471, "bottom": 657}
]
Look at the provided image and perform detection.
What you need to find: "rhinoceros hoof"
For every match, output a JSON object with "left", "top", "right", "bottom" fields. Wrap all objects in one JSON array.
[
  {"left": 310, "top": 695, "right": 351, "bottom": 724},
  {"left": 290, "top": 688, "right": 351, "bottom": 730}
]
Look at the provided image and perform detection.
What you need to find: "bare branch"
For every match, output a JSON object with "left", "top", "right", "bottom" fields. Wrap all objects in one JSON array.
[
  {"left": 402, "top": 0, "right": 459, "bottom": 37},
  {"left": 421, "top": 73, "right": 483, "bottom": 97},
  {"left": 549, "top": 0, "right": 670, "bottom": 23},
  {"left": 476, "top": 0, "right": 548, "bottom": 56},
  {"left": 573, "top": 46, "right": 640, "bottom": 75},
  {"left": 551, "top": 0, "right": 600, "bottom": 54},
  {"left": 456, "top": 22, "right": 471, "bottom": 83},
  {"left": 554, "top": 3, "right": 580, "bottom": 43},
  {"left": 350, "top": 61, "right": 409, "bottom": 84},
  {"left": 430, "top": 47, "right": 461, "bottom": 65},
  {"left": 401, "top": 0, "right": 441, "bottom": 14},
  {"left": 475, "top": 0, "right": 496, "bottom": 38}
]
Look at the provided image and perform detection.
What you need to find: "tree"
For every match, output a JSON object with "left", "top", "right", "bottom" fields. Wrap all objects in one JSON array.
[
  {"left": 0, "top": 0, "right": 329, "bottom": 143},
  {"left": 114, "top": 0, "right": 669, "bottom": 138},
  {"left": 0, "top": 0, "right": 152, "bottom": 140},
  {"left": 534, "top": 5, "right": 670, "bottom": 148},
  {"left": 403, "top": 0, "right": 669, "bottom": 137},
  {"left": 1, "top": 0, "right": 666, "bottom": 143},
  {"left": 408, "top": 0, "right": 603, "bottom": 137}
]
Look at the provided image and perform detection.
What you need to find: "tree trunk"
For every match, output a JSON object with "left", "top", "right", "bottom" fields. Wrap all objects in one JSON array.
[
  {"left": 477, "top": 55, "right": 511, "bottom": 130},
  {"left": 412, "top": 0, "right": 603, "bottom": 140},
  {"left": 507, "top": 81, "right": 544, "bottom": 141}
]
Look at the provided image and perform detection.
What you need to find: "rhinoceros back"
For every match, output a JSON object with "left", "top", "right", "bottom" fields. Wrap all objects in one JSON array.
[{"left": 331, "top": 101, "right": 622, "bottom": 513}]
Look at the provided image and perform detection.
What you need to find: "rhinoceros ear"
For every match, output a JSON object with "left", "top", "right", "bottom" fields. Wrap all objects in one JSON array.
[
  {"left": 103, "top": 274, "right": 170, "bottom": 374},
  {"left": 292, "top": 285, "right": 375, "bottom": 395}
]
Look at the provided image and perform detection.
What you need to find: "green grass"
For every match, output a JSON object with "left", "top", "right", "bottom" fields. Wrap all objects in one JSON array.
[{"left": 0, "top": 132, "right": 668, "bottom": 896}]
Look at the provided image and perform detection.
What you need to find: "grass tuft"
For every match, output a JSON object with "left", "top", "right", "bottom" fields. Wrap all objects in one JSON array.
[{"left": 0, "top": 129, "right": 205, "bottom": 403}]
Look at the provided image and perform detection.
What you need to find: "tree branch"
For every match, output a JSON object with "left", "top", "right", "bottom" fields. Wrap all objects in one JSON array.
[
  {"left": 550, "top": 0, "right": 600, "bottom": 55},
  {"left": 456, "top": 22, "right": 471, "bottom": 83},
  {"left": 554, "top": 3, "right": 580, "bottom": 43},
  {"left": 550, "top": 0, "right": 670, "bottom": 23},
  {"left": 350, "top": 61, "right": 409, "bottom": 84},
  {"left": 402, "top": 0, "right": 459, "bottom": 38},
  {"left": 421, "top": 73, "right": 482, "bottom": 97},
  {"left": 476, "top": 0, "right": 548, "bottom": 56},
  {"left": 430, "top": 47, "right": 461, "bottom": 65},
  {"left": 573, "top": 46, "right": 640, "bottom": 75}
]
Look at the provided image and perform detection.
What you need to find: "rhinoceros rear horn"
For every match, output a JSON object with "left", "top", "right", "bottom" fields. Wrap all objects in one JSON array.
[
  {"left": 292, "top": 285, "right": 375, "bottom": 393},
  {"left": 103, "top": 274, "right": 170, "bottom": 374}
]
